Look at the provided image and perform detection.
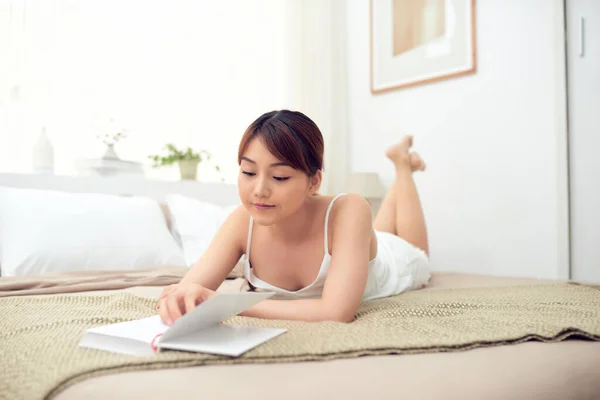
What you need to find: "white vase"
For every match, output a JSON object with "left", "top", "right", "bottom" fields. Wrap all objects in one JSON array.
[
  {"left": 32, "top": 128, "right": 54, "bottom": 174},
  {"left": 102, "top": 144, "right": 120, "bottom": 160},
  {"left": 178, "top": 160, "right": 199, "bottom": 180}
]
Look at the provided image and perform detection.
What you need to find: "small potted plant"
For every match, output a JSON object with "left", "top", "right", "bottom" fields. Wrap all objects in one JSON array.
[{"left": 148, "top": 144, "right": 220, "bottom": 180}]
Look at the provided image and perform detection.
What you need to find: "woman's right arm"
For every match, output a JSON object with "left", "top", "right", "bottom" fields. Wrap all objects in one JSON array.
[
  {"left": 178, "top": 205, "right": 248, "bottom": 291},
  {"left": 158, "top": 205, "right": 249, "bottom": 324}
]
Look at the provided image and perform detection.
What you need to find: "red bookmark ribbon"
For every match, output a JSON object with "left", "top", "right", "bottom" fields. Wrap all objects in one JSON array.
[{"left": 150, "top": 333, "right": 163, "bottom": 353}]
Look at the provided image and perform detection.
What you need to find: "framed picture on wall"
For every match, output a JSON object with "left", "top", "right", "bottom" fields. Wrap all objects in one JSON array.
[{"left": 370, "top": 0, "right": 477, "bottom": 94}]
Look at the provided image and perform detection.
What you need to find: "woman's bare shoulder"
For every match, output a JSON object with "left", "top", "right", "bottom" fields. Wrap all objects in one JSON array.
[
  {"left": 221, "top": 204, "right": 252, "bottom": 253},
  {"left": 324, "top": 194, "right": 373, "bottom": 250},
  {"left": 314, "top": 193, "right": 371, "bottom": 221},
  {"left": 329, "top": 193, "right": 371, "bottom": 216}
]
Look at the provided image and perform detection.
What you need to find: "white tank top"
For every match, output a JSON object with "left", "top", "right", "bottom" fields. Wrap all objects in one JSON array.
[
  {"left": 243, "top": 194, "right": 432, "bottom": 302},
  {"left": 243, "top": 193, "right": 349, "bottom": 300}
]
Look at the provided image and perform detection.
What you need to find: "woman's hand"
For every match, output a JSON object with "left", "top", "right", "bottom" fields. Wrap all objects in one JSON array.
[{"left": 157, "top": 282, "right": 216, "bottom": 325}]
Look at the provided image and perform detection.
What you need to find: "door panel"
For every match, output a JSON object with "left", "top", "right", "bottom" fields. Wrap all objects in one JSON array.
[{"left": 566, "top": 0, "right": 600, "bottom": 282}]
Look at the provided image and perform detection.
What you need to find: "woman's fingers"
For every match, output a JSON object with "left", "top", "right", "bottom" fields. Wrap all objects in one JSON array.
[
  {"left": 158, "top": 297, "right": 169, "bottom": 324},
  {"left": 184, "top": 290, "right": 199, "bottom": 314},
  {"left": 157, "top": 284, "right": 214, "bottom": 325},
  {"left": 158, "top": 294, "right": 180, "bottom": 325},
  {"left": 165, "top": 292, "right": 183, "bottom": 324},
  {"left": 157, "top": 287, "right": 172, "bottom": 310},
  {"left": 159, "top": 284, "right": 177, "bottom": 301}
]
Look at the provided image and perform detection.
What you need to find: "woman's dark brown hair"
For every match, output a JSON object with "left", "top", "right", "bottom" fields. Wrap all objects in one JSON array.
[{"left": 238, "top": 110, "right": 324, "bottom": 176}]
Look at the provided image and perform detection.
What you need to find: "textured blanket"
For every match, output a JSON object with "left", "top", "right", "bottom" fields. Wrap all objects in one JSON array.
[{"left": 1, "top": 283, "right": 599, "bottom": 400}]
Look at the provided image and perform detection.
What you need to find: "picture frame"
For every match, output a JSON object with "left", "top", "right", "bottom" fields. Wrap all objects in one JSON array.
[{"left": 370, "top": 0, "right": 477, "bottom": 94}]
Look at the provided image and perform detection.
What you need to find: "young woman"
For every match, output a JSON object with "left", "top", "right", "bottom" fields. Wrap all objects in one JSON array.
[{"left": 158, "top": 110, "right": 430, "bottom": 324}]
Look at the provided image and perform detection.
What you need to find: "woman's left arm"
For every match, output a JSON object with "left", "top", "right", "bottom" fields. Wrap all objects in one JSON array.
[{"left": 239, "top": 195, "right": 373, "bottom": 322}]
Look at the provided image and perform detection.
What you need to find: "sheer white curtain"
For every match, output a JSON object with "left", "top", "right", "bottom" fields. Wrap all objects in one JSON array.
[
  {"left": 0, "top": 0, "right": 348, "bottom": 187},
  {"left": 284, "top": 0, "right": 350, "bottom": 195}
]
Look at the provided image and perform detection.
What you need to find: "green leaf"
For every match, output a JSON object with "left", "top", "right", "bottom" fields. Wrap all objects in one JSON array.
[{"left": 148, "top": 143, "right": 218, "bottom": 169}]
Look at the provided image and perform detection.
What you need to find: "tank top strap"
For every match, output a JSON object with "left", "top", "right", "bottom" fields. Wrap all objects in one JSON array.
[
  {"left": 246, "top": 216, "right": 254, "bottom": 258},
  {"left": 323, "top": 193, "right": 346, "bottom": 255}
]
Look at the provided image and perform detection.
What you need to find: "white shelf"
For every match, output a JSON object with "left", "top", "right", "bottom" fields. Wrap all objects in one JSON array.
[{"left": 75, "top": 158, "right": 145, "bottom": 178}]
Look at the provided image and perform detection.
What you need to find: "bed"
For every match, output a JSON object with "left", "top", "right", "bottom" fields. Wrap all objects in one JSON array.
[{"left": 1, "top": 174, "right": 599, "bottom": 400}]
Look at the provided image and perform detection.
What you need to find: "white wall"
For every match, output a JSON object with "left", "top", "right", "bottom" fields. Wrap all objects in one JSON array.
[{"left": 345, "top": 0, "right": 569, "bottom": 279}]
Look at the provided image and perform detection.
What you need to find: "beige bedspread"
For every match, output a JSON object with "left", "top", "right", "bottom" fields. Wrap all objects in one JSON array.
[
  {"left": 71, "top": 274, "right": 600, "bottom": 400},
  {"left": 1, "top": 271, "right": 600, "bottom": 400},
  {"left": 0, "top": 267, "right": 189, "bottom": 297}
]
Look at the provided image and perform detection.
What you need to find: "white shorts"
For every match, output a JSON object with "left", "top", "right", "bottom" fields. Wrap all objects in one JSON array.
[{"left": 362, "top": 231, "right": 431, "bottom": 301}]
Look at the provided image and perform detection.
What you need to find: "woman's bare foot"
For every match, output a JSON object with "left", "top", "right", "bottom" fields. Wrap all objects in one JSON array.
[
  {"left": 409, "top": 152, "right": 426, "bottom": 172},
  {"left": 385, "top": 136, "right": 426, "bottom": 172}
]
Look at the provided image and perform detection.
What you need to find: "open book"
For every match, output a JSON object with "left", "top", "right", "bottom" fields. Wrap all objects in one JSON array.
[{"left": 79, "top": 291, "right": 286, "bottom": 357}]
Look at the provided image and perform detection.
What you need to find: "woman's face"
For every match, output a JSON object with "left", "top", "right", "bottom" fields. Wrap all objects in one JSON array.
[{"left": 238, "top": 138, "right": 320, "bottom": 226}]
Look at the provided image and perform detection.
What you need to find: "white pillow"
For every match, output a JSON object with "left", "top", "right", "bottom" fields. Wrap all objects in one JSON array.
[
  {"left": 165, "top": 194, "right": 239, "bottom": 266},
  {"left": 0, "top": 186, "right": 186, "bottom": 276}
]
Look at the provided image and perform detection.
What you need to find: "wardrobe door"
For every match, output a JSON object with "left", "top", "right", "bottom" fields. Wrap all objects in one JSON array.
[{"left": 566, "top": 0, "right": 600, "bottom": 282}]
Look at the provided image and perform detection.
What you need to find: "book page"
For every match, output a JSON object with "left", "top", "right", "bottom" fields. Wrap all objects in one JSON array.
[
  {"left": 160, "top": 291, "right": 274, "bottom": 344},
  {"left": 160, "top": 323, "right": 286, "bottom": 357},
  {"left": 86, "top": 315, "right": 168, "bottom": 344}
]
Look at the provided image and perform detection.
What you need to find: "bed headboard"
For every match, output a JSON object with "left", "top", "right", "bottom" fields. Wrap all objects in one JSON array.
[{"left": 0, "top": 173, "right": 240, "bottom": 206}]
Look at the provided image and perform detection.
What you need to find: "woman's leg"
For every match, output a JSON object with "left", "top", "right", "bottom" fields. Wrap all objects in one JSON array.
[{"left": 373, "top": 136, "right": 429, "bottom": 254}]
